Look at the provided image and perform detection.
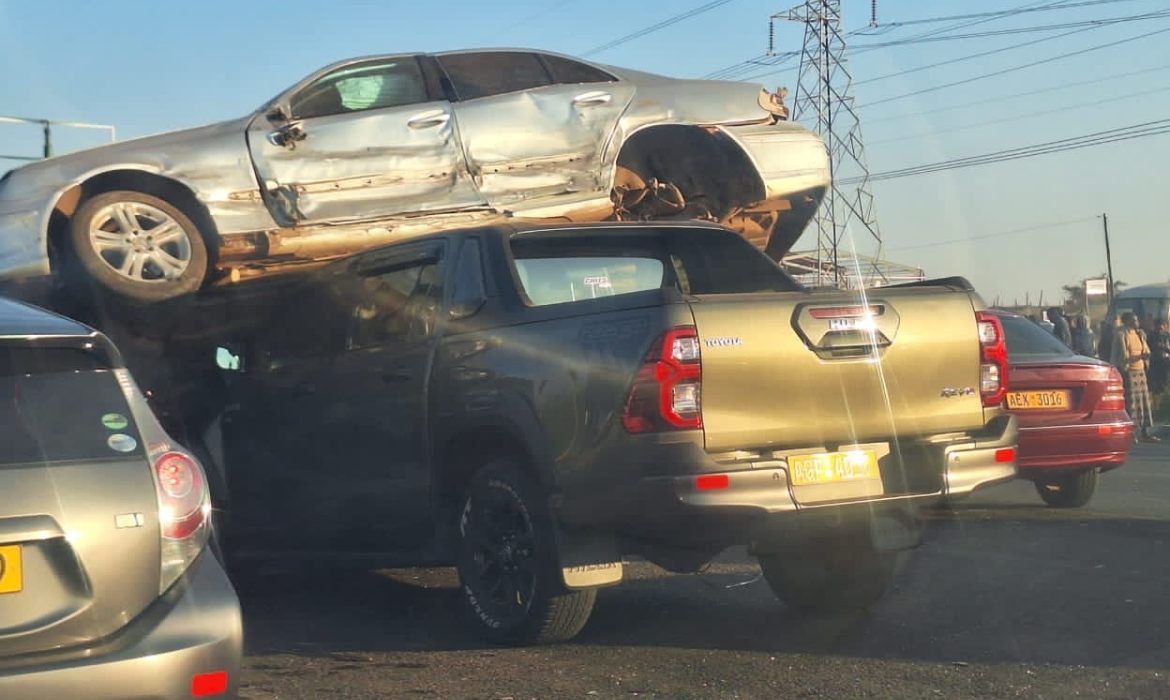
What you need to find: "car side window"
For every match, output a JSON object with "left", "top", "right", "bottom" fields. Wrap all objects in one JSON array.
[
  {"left": 290, "top": 58, "right": 429, "bottom": 120},
  {"left": 438, "top": 52, "right": 552, "bottom": 101},
  {"left": 541, "top": 55, "right": 617, "bottom": 84},
  {"left": 261, "top": 280, "right": 348, "bottom": 369},
  {"left": 346, "top": 261, "right": 444, "bottom": 350}
]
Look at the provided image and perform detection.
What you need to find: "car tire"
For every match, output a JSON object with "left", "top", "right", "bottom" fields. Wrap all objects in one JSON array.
[
  {"left": 1034, "top": 468, "right": 1098, "bottom": 508},
  {"left": 456, "top": 459, "right": 596, "bottom": 645},
  {"left": 67, "top": 191, "right": 208, "bottom": 304},
  {"left": 757, "top": 535, "right": 897, "bottom": 613}
]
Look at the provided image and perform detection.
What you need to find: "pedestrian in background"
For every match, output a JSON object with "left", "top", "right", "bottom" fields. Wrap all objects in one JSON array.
[
  {"left": 1107, "top": 315, "right": 1126, "bottom": 371},
  {"left": 1149, "top": 318, "right": 1170, "bottom": 397},
  {"left": 1071, "top": 314, "right": 1096, "bottom": 357},
  {"left": 1046, "top": 307, "right": 1072, "bottom": 347},
  {"left": 1120, "top": 312, "right": 1159, "bottom": 443}
]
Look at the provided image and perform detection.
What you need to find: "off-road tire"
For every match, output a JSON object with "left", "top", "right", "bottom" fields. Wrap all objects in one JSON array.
[
  {"left": 456, "top": 459, "right": 596, "bottom": 645},
  {"left": 1035, "top": 468, "right": 1098, "bottom": 508},
  {"left": 68, "top": 190, "right": 208, "bottom": 304},
  {"left": 758, "top": 536, "right": 897, "bottom": 613}
]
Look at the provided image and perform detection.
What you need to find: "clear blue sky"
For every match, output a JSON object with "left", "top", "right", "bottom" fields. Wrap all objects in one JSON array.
[{"left": 2, "top": 0, "right": 1168, "bottom": 305}]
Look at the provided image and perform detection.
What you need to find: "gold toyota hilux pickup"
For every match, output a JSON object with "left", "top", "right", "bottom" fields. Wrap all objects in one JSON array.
[{"left": 181, "top": 220, "right": 1019, "bottom": 646}]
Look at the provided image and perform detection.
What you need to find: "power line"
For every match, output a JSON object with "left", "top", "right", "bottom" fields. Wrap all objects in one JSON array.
[
  {"left": 860, "top": 23, "right": 1170, "bottom": 108},
  {"left": 582, "top": 0, "right": 737, "bottom": 57},
  {"left": 726, "top": 0, "right": 1071, "bottom": 82},
  {"left": 852, "top": 0, "right": 1142, "bottom": 33},
  {"left": 852, "top": 10, "right": 1170, "bottom": 53},
  {"left": 862, "top": 61, "right": 1170, "bottom": 122},
  {"left": 855, "top": 10, "right": 1170, "bottom": 86},
  {"left": 867, "top": 83, "right": 1170, "bottom": 146},
  {"left": 886, "top": 216, "right": 1097, "bottom": 251},
  {"left": 847, "top": 118, "right": 1170, "bottom": 183}
]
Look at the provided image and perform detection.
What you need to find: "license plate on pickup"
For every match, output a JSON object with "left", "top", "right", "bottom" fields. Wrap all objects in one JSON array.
[
  {"left": 788, "top": 450, "right": 880, "bottom": 486},
  {"left": 0, "top": 545, "right": 22, "bottom": 594},
  {"left": 1007, "top": 390, "right": 1071, "bottom": 410}
]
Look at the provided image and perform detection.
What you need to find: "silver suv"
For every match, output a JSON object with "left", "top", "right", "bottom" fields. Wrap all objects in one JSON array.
[{"left": 0, "top": 297, "right": 242, "bottom": 699}]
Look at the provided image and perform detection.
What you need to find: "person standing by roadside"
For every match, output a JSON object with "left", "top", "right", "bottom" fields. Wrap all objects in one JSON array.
[
  {"left": 1108, "top": 315, "right": 1126, "bottom": 371},
  {"left": 1120, "top": 312, "right": 1159, "bottom": 443},
  {"left": 1070, "top": 314, "right": 1096, "bottom": 357},
  {"left": 1149, "top": 319, "right": 1170, "bottom": 397},
  {"left": 1046, "top": 307, "right": 1072, "bottom": 346}
]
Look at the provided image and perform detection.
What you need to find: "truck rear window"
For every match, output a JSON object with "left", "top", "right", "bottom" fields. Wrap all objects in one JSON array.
[{"left": 510, "top": 226, "right": 800, "bottom": 305}]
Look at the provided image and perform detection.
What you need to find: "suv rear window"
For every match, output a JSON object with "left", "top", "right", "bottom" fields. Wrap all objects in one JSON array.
[
  {"left": 509, "top": 226, "right": 800, "bottom": 306},
  {"left": 0, "top": 369, "right": 141, "bottom": 465}
]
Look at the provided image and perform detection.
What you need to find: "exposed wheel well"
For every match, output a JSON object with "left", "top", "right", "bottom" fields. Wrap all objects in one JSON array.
[
  {"left": 436, "top": 426, "right": 543, "bottom": 506},
  {"left": 613, "top": 125, "right": 766, "bottom": 217},
  {"left": 48, "top": 169, "right": 220, "bottom": 269}
]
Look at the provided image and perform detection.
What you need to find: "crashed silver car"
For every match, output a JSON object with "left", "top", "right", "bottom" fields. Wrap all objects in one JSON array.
[{"left": 0, "top": 49, "right": 828, "bottom": 304}]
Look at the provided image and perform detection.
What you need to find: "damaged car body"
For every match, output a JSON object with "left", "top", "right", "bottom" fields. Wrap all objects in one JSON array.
[{"left": 0, "top": 48, "right": 826, "bottom": 305}]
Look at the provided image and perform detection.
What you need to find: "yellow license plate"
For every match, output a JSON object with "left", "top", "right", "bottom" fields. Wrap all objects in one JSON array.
[
  {"left": 0, "top": 545, "right": 22, "bottom": 594},
  {"left": 789, "top": 450, "right": 880, "bottom": 486},
  {"left": 1007, "top": 390, "right": 1070, "bottom": 410}
]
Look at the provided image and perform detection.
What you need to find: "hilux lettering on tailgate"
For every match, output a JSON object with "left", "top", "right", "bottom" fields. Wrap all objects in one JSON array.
[{"left": 703, "top": 336, "right": 743, "bottom": 348}]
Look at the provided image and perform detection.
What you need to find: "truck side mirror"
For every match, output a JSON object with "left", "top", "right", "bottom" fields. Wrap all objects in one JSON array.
[{"left": 449, "top": 296, "right": 486, "bottom": 322}]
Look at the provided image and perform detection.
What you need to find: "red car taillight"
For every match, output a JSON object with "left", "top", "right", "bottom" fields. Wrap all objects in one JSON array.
[
  {"left": 622, "top": 326, "right": 702, "bottom": 433},
  {"left": 154, "top": 451, "right": 207, "bottom": 540},
  {"left": 976, "top": 311, "right": 1009, "bottom": 408},
  {"left": 1099, "top": 367, "right": 1127, "bottom": 412}
]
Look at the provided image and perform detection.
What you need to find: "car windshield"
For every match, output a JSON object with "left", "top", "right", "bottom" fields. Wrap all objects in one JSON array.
[{"left": 2, "top": 3, "right": 1168, "bottom": 698}]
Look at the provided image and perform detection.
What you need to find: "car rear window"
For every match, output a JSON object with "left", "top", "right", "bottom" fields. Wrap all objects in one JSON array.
[
  {"left": 509, "top": 226, "right": 800, "bottom": 306},
  {"left": 0, "top": 347, "right": 141, "bottom": 465},
  {"left": 999, "top": 314, "right": 1075, "bottom": 360}
]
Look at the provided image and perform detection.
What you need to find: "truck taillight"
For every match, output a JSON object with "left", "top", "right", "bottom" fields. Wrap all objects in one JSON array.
[
  {"left": 622, "top": 326, "right": 702, "bottom": 433},
  {"left": 1099, "top": 368, "right": 1127, "bottom": 412},
  {"left": 976, "top": 311, "right": 1008, "bottom": 408}
]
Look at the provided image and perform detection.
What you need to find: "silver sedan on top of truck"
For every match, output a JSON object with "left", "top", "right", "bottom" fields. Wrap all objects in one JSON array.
[{"left": 0, "top": 48, "right": 827, "bottom": 306}]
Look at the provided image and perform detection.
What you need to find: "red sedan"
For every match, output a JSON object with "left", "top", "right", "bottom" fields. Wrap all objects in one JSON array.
[{"left": 995, "top": 310, "right": 1133, "bottom": 507}]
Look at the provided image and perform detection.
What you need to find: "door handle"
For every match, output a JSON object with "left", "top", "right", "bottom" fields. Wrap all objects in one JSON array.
[
  {"left": 407, "top": 110, "right": 451, "bottom": 129},
  {"left": 267, "top": 121, "right": 306, "bottom": 148},
  {"left": 573, "top": 91, "right": 612, "bottom": 107}
]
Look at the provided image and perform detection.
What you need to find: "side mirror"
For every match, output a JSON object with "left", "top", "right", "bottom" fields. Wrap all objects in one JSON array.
[
  {"left": 215, "top": 345, "right": 244, "bottom": 372},
  {"left": 449, "top": 297, "right": 486, "bottom": 322}
]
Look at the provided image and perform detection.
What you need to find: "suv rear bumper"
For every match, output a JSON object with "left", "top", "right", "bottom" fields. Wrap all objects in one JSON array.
[
  {"left": 558, "top": 415, "right": 1017, "bottom": 546},
  {"left": 0, "top": 550, "right": 242, "bottom": 700}
]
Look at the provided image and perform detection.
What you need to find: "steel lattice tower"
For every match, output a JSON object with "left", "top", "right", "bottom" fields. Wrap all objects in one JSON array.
[{"left": 774, "top": 1, "right": 882, "bottom": 287}]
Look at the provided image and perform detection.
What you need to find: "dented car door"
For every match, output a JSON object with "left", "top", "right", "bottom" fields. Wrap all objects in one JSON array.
[
  {"left": 436, "top": 51, "right": 636, "bottom": 211},
  {"left": 246, "top": 55, "right": 484, "bottom": 226}
]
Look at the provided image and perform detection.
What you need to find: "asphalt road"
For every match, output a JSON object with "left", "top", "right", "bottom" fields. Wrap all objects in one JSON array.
[{"left": 238, "top": 442, "right": 1170, "bottom": 699}]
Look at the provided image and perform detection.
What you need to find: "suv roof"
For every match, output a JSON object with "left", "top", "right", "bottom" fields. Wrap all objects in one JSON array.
[{"left": 0, "top": 296, "right": 92, "bottom": 339}]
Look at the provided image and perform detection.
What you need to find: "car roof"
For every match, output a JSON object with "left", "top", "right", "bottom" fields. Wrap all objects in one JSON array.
[{"left": 0, "top": 296, "right": 93, "bottom": 339}]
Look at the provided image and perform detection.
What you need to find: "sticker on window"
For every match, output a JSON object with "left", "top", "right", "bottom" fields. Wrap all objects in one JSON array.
[
  {"left": 107, "top": 434, "right": 138, "bottom": 453},
  {"left": 101, "top": 413, "right": 129, "bottom": 430}
]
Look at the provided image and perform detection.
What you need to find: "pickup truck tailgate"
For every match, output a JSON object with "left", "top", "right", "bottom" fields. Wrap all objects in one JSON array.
[{"left": 690, "top": 288, "right": 987, "bottom": 452}]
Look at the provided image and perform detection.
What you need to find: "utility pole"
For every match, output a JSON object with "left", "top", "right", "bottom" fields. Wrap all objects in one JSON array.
[
  {"left": 1101, "top": 213, "right": 1115, "bottom": 305},
  {"left": 774, "top": 0, "right": 882, "bottom": 288}
]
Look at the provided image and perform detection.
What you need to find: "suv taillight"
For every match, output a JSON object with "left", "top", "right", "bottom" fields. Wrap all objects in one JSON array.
[
  {"left": 976, "top": 311, "right": 1008, "bottom": 408},
  {"left": 1099, "top": 367, "right": 1127, "bottom": 412},
  {"left": 115, "top": 369, "right": 213, "bottom": 594},
  {"left": 152, "top": 448, "right": 212, "bottom": 593},
  {"left": 622, "top": 326, "right": 702, "bottom": 433}
]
